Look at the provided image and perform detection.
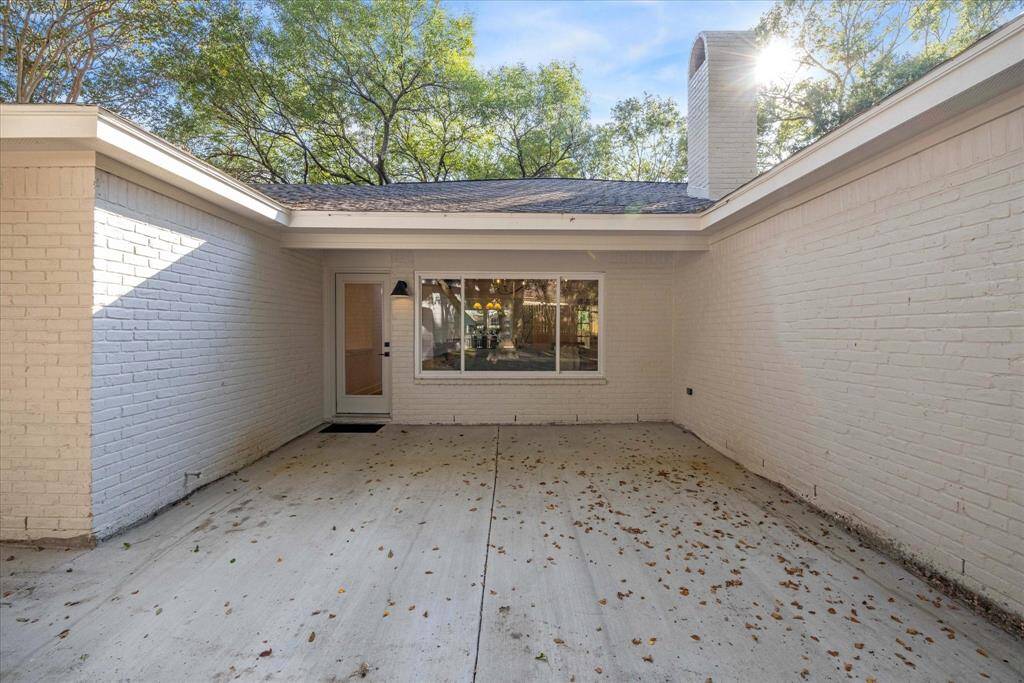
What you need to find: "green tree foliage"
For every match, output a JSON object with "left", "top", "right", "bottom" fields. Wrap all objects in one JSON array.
[
  {"left": 5, "top": 0, "right": 1021, "bottom": 183},
  {"left": 275, "top": 0, "right": 475, "bottom": 184},
  {"left": 391, "top": 65, "right": 487, "bottom": 181},
  {"left": 163, "top": 0, "right": 477, "bottom": 184},
  {"left": 587, "top": 93, "right": 686, "bottom": 182},
  {"left": 158, "top": 1, "right": 306, "bottom": 183},
  {"left": 0, "top": 0, "right": 203, "bottom": 125},
  {"left": 474, "top": 62, "right": 592, "bottom": 179},
  {"left": 755, "top": 0, "right": 1023, "bottom": 167}
]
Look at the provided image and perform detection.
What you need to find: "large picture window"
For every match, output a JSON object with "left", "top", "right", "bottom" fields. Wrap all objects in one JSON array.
[{"left": 416, "top": 273, "right": 603, "bottom": 376}]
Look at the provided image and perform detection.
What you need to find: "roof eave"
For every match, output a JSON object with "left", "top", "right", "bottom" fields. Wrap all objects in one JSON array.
[
  {"left": 288, "top": 210, "right": 704, "bottom": 231},
  {"left": 2, "top": 14, "right": 1020, "bottom": 238},
  {"left": 0, "top": 104, "right": 291, "bottom": 227}
]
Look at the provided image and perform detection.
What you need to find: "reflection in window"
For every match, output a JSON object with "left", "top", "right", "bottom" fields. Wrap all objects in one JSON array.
[
  {"left": 417, "top": 275, "right": 601, "bottom": 375},
  {"left": 464, "top": 279, "right": 557, "bottom": 371},
  {"left": 420, "top": 278, "right": 462, "bottom": 371},
  {"left": 560, "top": 279, "right": 599, "bottom": 371}
]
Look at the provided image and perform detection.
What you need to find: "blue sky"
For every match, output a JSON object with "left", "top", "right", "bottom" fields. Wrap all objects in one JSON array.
[{"left": 443, "top": 0, "right": 772, "bottom": 121}]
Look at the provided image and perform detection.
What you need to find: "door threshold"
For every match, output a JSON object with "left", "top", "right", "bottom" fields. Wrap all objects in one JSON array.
[{"left": 331, "top": 413, "right": 393, "bottom": 424}]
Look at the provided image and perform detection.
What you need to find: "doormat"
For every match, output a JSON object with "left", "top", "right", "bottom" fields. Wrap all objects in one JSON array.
[{"left": 321, "top": 423, "right": 385, "bottom": 433}]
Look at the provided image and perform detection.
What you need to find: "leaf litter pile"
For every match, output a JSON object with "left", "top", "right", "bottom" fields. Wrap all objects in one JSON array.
[{"left": 0, "top": 423, "right": 1020, "bottom": 681}]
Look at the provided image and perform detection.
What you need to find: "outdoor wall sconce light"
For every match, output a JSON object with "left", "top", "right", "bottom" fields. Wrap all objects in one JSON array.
[{"left": 390, "top": 280, "right": 409, "bottom": 297}]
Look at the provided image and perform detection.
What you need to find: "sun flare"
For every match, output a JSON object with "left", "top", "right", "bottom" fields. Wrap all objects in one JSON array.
[{"left": 756, "top": 38, "right": 800, "bottom": 85}]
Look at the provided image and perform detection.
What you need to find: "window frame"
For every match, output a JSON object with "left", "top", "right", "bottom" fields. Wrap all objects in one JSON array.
[{"left": 414, "top": 271, "right": 605, "bottom": 379}]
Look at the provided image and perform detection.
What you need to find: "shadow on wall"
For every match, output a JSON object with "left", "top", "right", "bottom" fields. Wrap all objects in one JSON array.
[
  {"left": 90, "top": 172, "right": 323, "bottom": 538},
  {"left": 675, "top": 213, "right": 919, "bottom": 540},
  {"left": 673, "top": 231, "right": 825, "bottom": 496}
]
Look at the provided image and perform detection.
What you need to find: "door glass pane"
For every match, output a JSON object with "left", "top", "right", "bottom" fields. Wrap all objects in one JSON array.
[
  {"left": 345, "top": 283, "right": 382, "bottom": 395},
  {"left": 464, "top": 278, "right": 556, "bottom": 371},
  {"left": 420, "top": 278, "right": 462, "bottom": 371},
  {"left": 560, "top": 279, "right": 599, "bottom": 371}
]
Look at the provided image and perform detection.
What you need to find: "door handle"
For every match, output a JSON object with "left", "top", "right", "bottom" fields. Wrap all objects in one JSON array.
[{"left": 378, "top": 351, "right": 390, "bottom": 357}]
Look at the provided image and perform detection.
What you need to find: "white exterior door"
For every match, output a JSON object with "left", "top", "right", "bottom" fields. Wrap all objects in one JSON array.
[{"left": 335, "top": 273, "right": 390, "bottom": 414}]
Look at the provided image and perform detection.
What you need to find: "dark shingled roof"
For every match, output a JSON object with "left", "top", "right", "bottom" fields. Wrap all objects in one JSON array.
[{"left": 254, "top": 178, "right": 713, "bottom": 214}]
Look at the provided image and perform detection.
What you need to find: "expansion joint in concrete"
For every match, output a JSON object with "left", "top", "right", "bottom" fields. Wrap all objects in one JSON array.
[{"left": 472, "top": 426, "right": 500, "bottom": 682}]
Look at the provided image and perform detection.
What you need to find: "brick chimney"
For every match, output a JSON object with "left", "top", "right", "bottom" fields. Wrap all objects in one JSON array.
[{"left": 686, "top": 31, "right": 758, "bottom": 200}]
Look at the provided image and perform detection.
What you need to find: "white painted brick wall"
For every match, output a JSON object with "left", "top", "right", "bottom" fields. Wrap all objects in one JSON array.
[
  {"left": 323, "top": 250, "right": 677, "bottom": 424},
  {"left": 1, "top": 158, "right": 94, "bottom": 542},
  {"left": 673, "top": 106, "right": 1024, "bottom": 615},
  {"left": 90, "top": 171, "right": 323, "bottom": 537}
]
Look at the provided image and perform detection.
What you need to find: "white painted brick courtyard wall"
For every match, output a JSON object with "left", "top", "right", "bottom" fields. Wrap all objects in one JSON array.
[
  {"left": 323, "top": 250, "right": 677, "bottom": 424},
  {"left": 0, "top": 156, "right": 94, "bottom": 542},
  {"left": 91, "top": 171, "right": 323, "bottom": 537},
  {"left": 673, "top": 106, "right": 1024, "bottom": 615}
]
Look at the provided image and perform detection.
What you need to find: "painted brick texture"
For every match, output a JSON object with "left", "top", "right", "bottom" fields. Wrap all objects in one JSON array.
[
  {"left": 0, "top": 160, "right": 94, "bottom": 542},
  {"left": 673, "top": 107, "right": 1024, "bottom": 615},
  {"left": 90, "top": 171, "right": 323, "bottom": 537},
  {"left": 687, "top": 31, "right": 757, "bottom": 200}
]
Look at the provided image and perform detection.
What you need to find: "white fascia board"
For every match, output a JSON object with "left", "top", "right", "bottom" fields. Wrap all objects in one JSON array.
[
  {"left": 0, "top": 104, "right": 290, "bottom": 227},
  {"left": 700, "top": 15, "right": 1024, "bottom": 231},
  {"left": 0, "top": 103, "right": 99, "bottom": 139},
  {"left": 94, "top": 111, "right": 289, "bottom": 226},
  {"left": 281, "top": 230, "right": 708, "bottom": 251},
  {"left": 288, "top": 210, "right": 702, "bottom": 232}
]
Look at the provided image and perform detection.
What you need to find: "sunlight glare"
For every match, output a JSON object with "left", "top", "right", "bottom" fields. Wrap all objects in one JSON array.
[{"left": 756, "top": 38, "right": 800, "bottom": 85}]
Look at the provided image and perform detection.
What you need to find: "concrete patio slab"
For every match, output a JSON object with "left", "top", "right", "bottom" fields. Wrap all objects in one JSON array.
[
  {"left": 479, "top": 424, "right": 1023, "bottom": 681},
  {"left": 1, "top": 424, "right": 1021, "bottom": 681},
  {"left": 1, "top": 425, "right": 497, "bottom": 681}
]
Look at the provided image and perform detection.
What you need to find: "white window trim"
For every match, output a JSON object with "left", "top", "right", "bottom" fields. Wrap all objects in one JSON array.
[{"left": 414, "top": 271, "right": 605, "bottom": 380}]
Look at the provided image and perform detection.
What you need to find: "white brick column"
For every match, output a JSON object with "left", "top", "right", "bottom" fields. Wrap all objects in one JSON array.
[{"left": 1, "top": 152, "right": 95, "bottom": 544}]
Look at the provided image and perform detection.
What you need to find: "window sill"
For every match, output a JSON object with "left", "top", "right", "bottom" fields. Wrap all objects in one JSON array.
[{"left": 414, "top": 375, "right": 607, "bottom": 386}]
